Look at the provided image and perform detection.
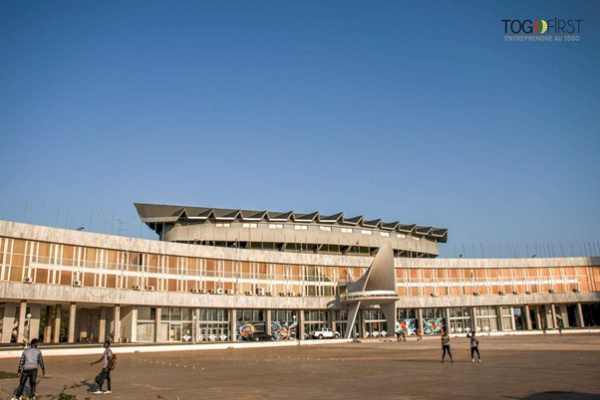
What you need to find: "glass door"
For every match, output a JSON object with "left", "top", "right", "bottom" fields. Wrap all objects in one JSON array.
[{"left": 170, "top": 323, "right": 182, "bottom": 342}]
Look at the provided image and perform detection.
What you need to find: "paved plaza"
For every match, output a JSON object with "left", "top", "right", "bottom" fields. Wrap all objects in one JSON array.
[{"left": 0, "top": 334, "right": 598, "bottom": 400}]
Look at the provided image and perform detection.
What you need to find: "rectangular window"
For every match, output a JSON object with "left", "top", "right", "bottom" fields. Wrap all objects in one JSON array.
[
  {"left": 361, "top": 230, "right": 372, "bottom": 235},
  {"left": 242, "top": 223, "right": 257, "bottom": 228},
  {"left": 341, "top": 228, "right": 353, "bottom": 233},
  {"left": 215, "top": 223, "right": 231, "bottom": 228},
  {"left": 294, "top": 225, "right": 308, "bottom": 230},
  {"left": 380, "top": 232, "right": 390, "bottom": 237},
  {"left": 138, "top": 307, "right": 156, "bottom": 321},
  {"left": 138, "top": 319, "right": 156, "bottom": 339},
  {"left": 397, "top": 234, "right": 406, "bottom": 238},
  {"left": 319, "top": 226, "right": 332, "bottom": 232},
  {"left": 269, "top": 224, "right": 283, "bottom": 229}
]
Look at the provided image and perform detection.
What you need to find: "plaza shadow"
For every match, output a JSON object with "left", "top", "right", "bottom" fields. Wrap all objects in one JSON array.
[{"left": 521, "top": 391, "right": 600, "bottom": 400}]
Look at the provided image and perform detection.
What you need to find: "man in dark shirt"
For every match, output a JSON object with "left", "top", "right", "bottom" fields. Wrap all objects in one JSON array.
[
  {"left": 441, "top": 331, "right": 453, "bottom": 363},
  {"left": 13, "top": 338, "right": 46, "bottom": 400}
]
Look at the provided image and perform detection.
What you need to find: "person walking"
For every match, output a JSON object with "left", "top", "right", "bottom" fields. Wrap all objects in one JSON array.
[
  {"left": 90, "top": 340, "right": 114, "bottom": 395},
  {"left": 13, "top": 338, "right": 46, "bottom": 400},
  {"left": 558, "top": 319, "right": 564, "bottom": 334},
  {"left": 415, "top": 328, "right": 422, "bottom": 341},
  {"left": 396, "top": 330, "right": 406, "bottom": 342},
  {"left": 441, "top": 330, "right": 453, "bottom": 363},
  {"left": 467, "top": 332, "right": 481, "bottom": 362}
]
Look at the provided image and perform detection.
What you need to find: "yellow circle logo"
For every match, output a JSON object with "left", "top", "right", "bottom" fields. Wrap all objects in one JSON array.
[{"left": 534, "top": 19, "right": 548, "bottom": 34}]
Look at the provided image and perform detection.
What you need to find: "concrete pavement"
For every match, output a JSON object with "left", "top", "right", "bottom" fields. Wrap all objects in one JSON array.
[{"left": 0, "top": 334, "right": 598, "bottom": 400}]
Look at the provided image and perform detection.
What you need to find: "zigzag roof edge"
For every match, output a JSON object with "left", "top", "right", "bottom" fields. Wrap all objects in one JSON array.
[{"left": 134, "top": 203, "right": 447, "bottom": 241}]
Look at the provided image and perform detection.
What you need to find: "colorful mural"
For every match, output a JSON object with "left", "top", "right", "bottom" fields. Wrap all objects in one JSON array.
[
  {"left": 395, "top": 318, "right": 445, "bottom": 335},
  {"left": 236, "top": 320, "right": 298, "bottom": 341},
  {"left": 423, "top": 317, "right": 445, "bottom": 334},
  {"left": 395, "top": 319, "right": 417, "bottom": 335},
  {"left": 271, "top": 321, "right": 298, "bottom": 340},
  {"left": 238, "top": 322, "right": 256, "bottom": 340}
]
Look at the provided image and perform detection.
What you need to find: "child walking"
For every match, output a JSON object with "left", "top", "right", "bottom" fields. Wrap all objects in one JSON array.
[{"left": 441, "top": 331, "right": 453, "bottom": 363}]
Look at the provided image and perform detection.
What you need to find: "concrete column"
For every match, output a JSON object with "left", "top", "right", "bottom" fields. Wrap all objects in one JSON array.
[
  {"left": 53, "top": 304, "right": 62, "bottom": 343},
  {"left": 130, "top": 308, "right": 138, "bottom": 343},
  {"left": 550, "top": 304, "right": 557, "bottom": 330},
  {"left": 155, "top": 307, "right": 162, "bottom": 342},
  {"left": 299, "top": 310, "right": 305, "bottom": 340},
  {"left": 229, "top": 309, "right": 237, "bottom": 342},
  {"left": 266, "top": 310, "right": 272, "bottom": 335},
  {"left": 43, "top": 306, "right": 53, "bottom": 343},
  {"left": 559, "top": 305, "right": 569, "bottom": 328},
  {"left": 98, "top": 307, "right": 106, "bottom": 342},
  {"left": 76, "top": 309, "right": 86, "bottom": 342},
  {"left": 543, "top": 306, "right": 553, "bottom": 330},
  {"left": 509, "top": 307, "right": 516, "bottom": 331},
  {"left": 17, "top": 300, "right": 27, "bottom": 344},
  {"left": 524, "top": 305, "right": 532, "bottom": 330},
  {"left": 417, "top": 309, "right": 424, "bottom": 335},
  {"left": 67, "top": 303, "right": 76, "bottom": 343},
  {"left": 345, "top": 303, "right": 360, "bottom": 339},
  {"left": 471, "top": 307, "right": 478, "bottom": 333},
  {"left": 89, "top": 309, "right": 99, "bottom": 342},
  {"left": 496, "top": 307, "right": 504, "bottom": 331},
  {"left": 118, "top": 307, "right": 134, "bottom": 343},
  {"left": 75, "top": 308, "right": 85, "bottom": 342},
  {"left": 576, "top": 303, "right": 585, "bottom": 327},
  {"left": 444, "top": 308, "right": 451, "bottom": 334},
  {"left": 194, "top": 309, "right": 200, "bottom": 343},
  {"left": 28, "top": 304, "right": 41, "bottom": 343},
  {"left": 1, "top": 303, "right": 18, "bottom": 343},
  {"left": 359, "top": 310, "right": 366, "bottom": 338},
  {"left": 381, "top": 302, "right": 397, "bottom": 338},
  {"left": 329, "top": 310, "right": 336, "bottom": 331},
  {"left": 535, "top": 307, "right": 543, "bottom": 330},
  {"left": 113, "top": 305, "right": 121, "bottom": 343}
]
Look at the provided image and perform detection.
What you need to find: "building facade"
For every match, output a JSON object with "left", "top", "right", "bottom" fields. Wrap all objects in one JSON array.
[{"left": 0, "top": 204, "right": 598, "bottom": 345}]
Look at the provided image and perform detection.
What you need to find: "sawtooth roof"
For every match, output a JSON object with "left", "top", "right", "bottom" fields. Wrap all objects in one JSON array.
[{"left": 134, "top": 203, "right": 447, "bottom": 242}]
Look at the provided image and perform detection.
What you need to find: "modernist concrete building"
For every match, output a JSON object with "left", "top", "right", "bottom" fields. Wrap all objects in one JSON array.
[{"left": 0, "top": 203, "right": 598, "bottom": 345}]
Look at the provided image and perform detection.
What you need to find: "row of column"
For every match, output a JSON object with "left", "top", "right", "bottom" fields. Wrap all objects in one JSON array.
[
  {"left": 440, "top": 303, "right": 587, "bottom": 334},
  {"left": 344, "top": 303, "right": 588, "bottom": 338},
  {"left": 0, "top": 302, "right": 589, "bottom": 344},
  {"left": 0, "top": 301, "right": 41, "bottom": 344},
  {"left": 149, "top": 308, "right": 308, "bottom": 343},
  {"left": 522, "top": 303, "right": 585, "bottom": 330},
  {"left": 1, "top": 301, "right": 123, "bottom": 344}
]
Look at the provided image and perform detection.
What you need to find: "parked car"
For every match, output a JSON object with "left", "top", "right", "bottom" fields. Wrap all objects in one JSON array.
[
  {"left": 311, "top": 327, "right": 340, "bottom": 339},
  {"left": 252, "top": 332, "right": 274, "bottom": 341}
]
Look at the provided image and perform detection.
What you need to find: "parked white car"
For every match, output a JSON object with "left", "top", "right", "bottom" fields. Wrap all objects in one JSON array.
[{"left": 312, "top": 327, "right": 341, "bottom": 339}]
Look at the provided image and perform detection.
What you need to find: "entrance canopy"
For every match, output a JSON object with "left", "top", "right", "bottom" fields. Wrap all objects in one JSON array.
[{"left": 341, "top": 241, "right": 399, "bottom": 338}]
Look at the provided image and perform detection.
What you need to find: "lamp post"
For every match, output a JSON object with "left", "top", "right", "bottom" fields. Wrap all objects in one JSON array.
[
  {"left": 293, "top": 314, "right": 297, "bottom": 341},
  {"left": 192, "top": 315, "right": 196, "bottom": 344},
  {"left": 26, "top": 313, "right": 32, "bottom": 347},
  {"left": 465, "top": 311, "right": 470, "bottom": 333},
  {"left": 235, "top": 238, "right": 240, "bottom": 294}
]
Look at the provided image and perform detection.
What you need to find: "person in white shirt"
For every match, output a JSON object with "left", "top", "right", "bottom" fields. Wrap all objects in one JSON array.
[
  {"left": 467, "top": 332, "right": 482, "bottom": 362},
  {"left": 440, "top": 331, "right": 453, "bottom": 363},
  {"left": 90, "top": 340, "right": 114, "bottom": 395}
]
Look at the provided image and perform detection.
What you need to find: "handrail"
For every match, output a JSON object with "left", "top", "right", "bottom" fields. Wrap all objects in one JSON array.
[{"left": 340, "top": 290, "right": 399, "bottom": 301}]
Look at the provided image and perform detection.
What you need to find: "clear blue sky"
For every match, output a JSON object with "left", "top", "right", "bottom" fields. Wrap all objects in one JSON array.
[{"left": 1, "top": 1, "right": 598, "bottom": 258}]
